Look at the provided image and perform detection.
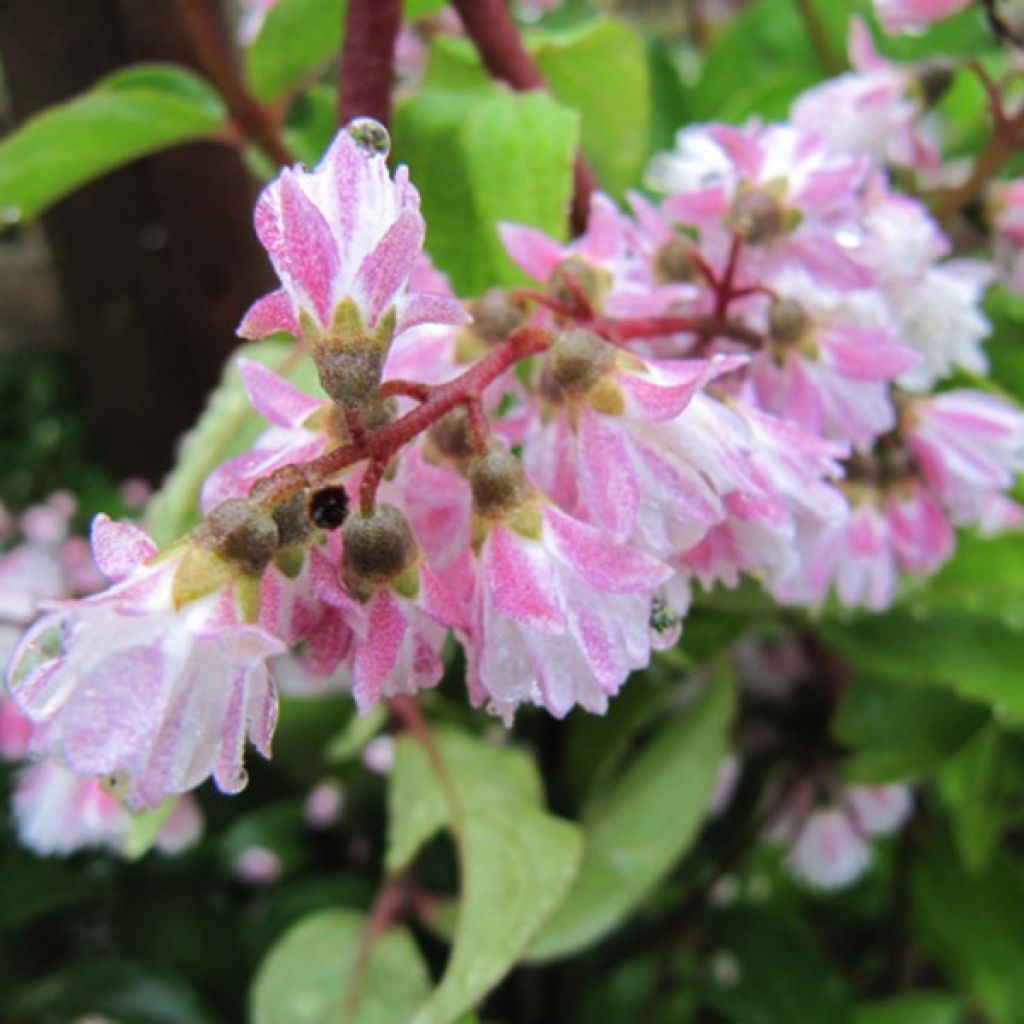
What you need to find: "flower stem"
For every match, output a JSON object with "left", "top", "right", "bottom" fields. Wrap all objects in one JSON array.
[
  {"left": 450, "top": 0, "right": 597, "bottom": 233},
  {"left": 792, "top": 0, "right": 841, "bottom": 77},
  {"left": 179, "top": 0, "right": 294, "bottom": 167},
  {"left": 338, "top": 0, "right": 404, "bottom": 128}
]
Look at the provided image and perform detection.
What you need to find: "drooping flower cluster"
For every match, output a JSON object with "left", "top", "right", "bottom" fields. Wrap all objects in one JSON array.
[{"left": 5, "top": 46, "right": 1024, "bottom": 821}]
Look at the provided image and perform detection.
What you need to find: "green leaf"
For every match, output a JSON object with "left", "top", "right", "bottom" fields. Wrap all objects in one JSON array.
[
  {"left": 854, "top": 993, "right": 966, "bottom": 1024},
  {"left": 821, "top": 611, "right": 1024, "bottom": 723},
  {"left": 245, "top": 0, "right": 347, "bottom": 103},
  {"left": 0, "top": 64, "right": 225, "bottom": 222},
  {"left": 387, "top": 730, "right": 583, "bottom": 1024},
  {"left": 833, "top": 676, "right": 989, "bottom": 783},
  {"left": 250, "top": 909, "right": 431, "bottom": 1024},
  {"left": 701, "top": 907, "right": 850, "bottom": 1024},
  {"left": 405, "top": 0, "right": 450, "bottom": 17},
  {"left": 145, "top": 340, "right": 320, "bottom": 546},
  {"left": 689, "top": 0, "right": 848, "bottom": 122},
  {"left": 528, "top": 664, "right": 735, "bottom": 960},
  {"left": 912, "top": 837, "right": 1024, "bottom": 1022},
  {"left": 531, "top": 19, "right": 649, "bottom": 198},
  {"left": 327, "top": 703, "right": 389, "bottom": 763},
  {"left": 393, "top": 85, "right": 577, "bottom": 294}
]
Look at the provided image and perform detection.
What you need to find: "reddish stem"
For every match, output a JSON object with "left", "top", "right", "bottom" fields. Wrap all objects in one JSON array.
[
  {"left": 179, "top": 0, "right": 294, "bottom": 167},
  {"left": 714, "top": 233, "right": 744, "bottom": 319},
  {"left": 462, "top": 398, "right": 491, "bottom": 454},
  {"left": 254, "top": 327, "right": 552, "bottom": 505},
  {"left": 359, "top": 456, "right": 389, "bottom": 515},
  {"left": 450, "top": 0, "right": 596, "bottom": 232},
  {"left": 338, "top": 0, "right": 404, "bottom": 128},
  {"left": 376, "top": 379, "right": 432, "bottom": 402},
  {"left": 592, "top": 313, "right": 763, "bottom": 348}
]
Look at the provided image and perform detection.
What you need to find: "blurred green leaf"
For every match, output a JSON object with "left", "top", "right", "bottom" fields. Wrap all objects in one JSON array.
[
  {"left": 912, "top": 837, "right": 1024, "bottom": 1022},
  {"left": 327, "top": 703, "right": 388, "bottom": 763},
  {"left": 822, "top": 611, "right": 1024, "bottom": 722},
  {"left": 388, "top": 730, "right": 583, "bottom": 1023},
  {"left": 219, "top": 801, "right": 309, "bottom": 878},
  {"left": 245, "top": 0, "right": 346, "bottom": 102},
  {"left": 12, "top": 958, "right": 220, "bottom": 1024},
  {"left": 145, "top": 339, "right": 320, "bottom": 546},
  {"left": 532, "top": 19, "right": 650, "bottom": 198},
  {"left": 250, "top": 908, "right": 431, "bottom": 1024},
  {"left": 701, "top": 907, "right": 850, "bottom": 1023},
  {"left": 854, "top": 992, "right": 966, "bottom": 1024},
  {"left": 0, "top": 64, "right": 224, "bottom": 222},
  {"left": 834, "top": 676, "right": 989, "bottom": 783},
  {"left": 529, "top": 664, "right": 735, "bottom": 960},
  {"left": 395, "top": 86, "right": 577, "bottom": 294},
  {"left": 124, "top": 799, "right": 177, "bottom": 860}
]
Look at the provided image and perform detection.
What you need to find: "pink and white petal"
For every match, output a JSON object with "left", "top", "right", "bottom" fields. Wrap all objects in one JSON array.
[
  {"left": 497, "top": 223, "right": 564, "bottom": 281},
  {"left": 90, "top": 515, "right": 157, "bottom": 582},
  {"left": 395, "top": 291, "right": 470, "bottom": 335},
  {"left": 352, "top": 591, "right": 407, "bottom": 711},
  {"left": 237, "top": 289, "right": 300, "bottom": 340},
  {"left": 237, "top": 358, "right": 323, "bottom": 428},
  {"left": 352, "top": 208, "right": 426, "bottom": 327},
  {"left": 577, "top": 407, "right": 640, "bottom": 543},
  {"left": 484, "top": 525, "right": 565, "bottom": 632}
]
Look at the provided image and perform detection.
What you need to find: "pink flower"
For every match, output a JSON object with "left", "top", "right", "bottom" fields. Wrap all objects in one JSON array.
[
  {"left": 791, "top": 19, "right": 940, "bottom": 171},
  {"left": 464, "top": 501, "right": 672, "bottom": 721},
  {"left": 12, "top": 759, "right": 203, "bottom": 857},
  {"left": 239, "top": 126, "right": 467, "bottom": 346},
  {"left": 874, "top": 0, "right": 972, "bottom": 34},
  {"left": 7, "top": 516, "right": 284, "bottom": 809},
  {"left": 905, "top": 390, "right": 1024, "bottom": 524}
]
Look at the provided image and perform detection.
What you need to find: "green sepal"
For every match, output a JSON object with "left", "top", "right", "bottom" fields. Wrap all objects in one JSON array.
[
  {"left": 172, "top": 546, "right": 231, "bottom": 609},
  {"left": 234, "top": 574, "right": 263, "bottom": 624},
  {"left": 274, "top": 544, "right": 307, "bottom": 579}
]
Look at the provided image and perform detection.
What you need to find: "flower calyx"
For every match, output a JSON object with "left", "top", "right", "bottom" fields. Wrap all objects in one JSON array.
[
  {"left": 542, "top": 328, "right": 624, "bottom": 416},
  {"left": 469, "top": 450, "right": 541, "bottom": 542},
  {"left": 342, "top": 503, "right": 420, "bottom": 602}
]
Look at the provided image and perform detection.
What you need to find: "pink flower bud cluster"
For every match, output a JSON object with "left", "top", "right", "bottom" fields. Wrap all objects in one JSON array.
[{"left": 5, "top": 90, "right": 1023, "bottom": 815}]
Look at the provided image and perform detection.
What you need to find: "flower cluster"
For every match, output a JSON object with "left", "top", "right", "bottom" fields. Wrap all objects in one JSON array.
[{"left": 5, "top": 42, "right": 1024, "bottom": 819}]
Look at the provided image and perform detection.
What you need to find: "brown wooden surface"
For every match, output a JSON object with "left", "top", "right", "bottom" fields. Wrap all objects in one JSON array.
[{"left": 0, "top": 0, "right": 275, "bottom": 480}]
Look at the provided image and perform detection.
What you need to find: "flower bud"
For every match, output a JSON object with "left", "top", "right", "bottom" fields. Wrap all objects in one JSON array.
[
  {"left": 428, "top": 408, "right": 477, "bottom": 461},
  {"left": 547, "top": 328, "right": 615, "bottom": 396},
  {"left": 271, "top": 491, "right": 312, "bottom": 548},
  {"left": 469, "top": 288, "right": 528, "bottom": 344},
  {"left": 726, "top": 189, "right": 783, "bottom": 244},
  {"left": 194, "top": 498, "right": 279, "bottom": 576},
  {"left": 768, "top": 298, "right": 810, "bottom": 345},
  {"left": 653, "top": 236, "right": 698, "bottom": 283},
  {"left": 548, "top": 256, "right": 603, "bottom": 309},
  {"left": 469, "top": 451, "right": 530, "bottom": 518},
  {"left": 342, "top": 504, "right": 418, "bottom": 588}
]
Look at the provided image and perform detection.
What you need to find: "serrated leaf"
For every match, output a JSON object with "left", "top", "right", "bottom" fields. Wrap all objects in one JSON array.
[
  {"left": 387, "top": 730, "right": 582, "bottom": 1024},
  {"left": 393, "top": 85, "right": 577, "bottom": 294},
  {"left": 834, "top": 676, "right": 989, "bottom": 783},
  {"left": 250, "top": 909, "right": 431, "bottom": 1024},
  {"left": 245, "top": 0, "right": 347, "bottom": 102},
  {"left": 528, "top": 664, "right": 735, "bottom": 960},
  {"left": 532, "top": 19, "right": 649, "bottom": 198},
  {"left": 145, "top": 339, "right": 320, "bottom": 547},
  {"left": 0, "top": 64, "right": 224, "bottom": 222}
]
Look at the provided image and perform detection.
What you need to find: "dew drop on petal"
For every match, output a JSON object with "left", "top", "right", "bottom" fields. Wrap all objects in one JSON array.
[{"left": 346, "top": 117, "right": 391, "bottom": 158}]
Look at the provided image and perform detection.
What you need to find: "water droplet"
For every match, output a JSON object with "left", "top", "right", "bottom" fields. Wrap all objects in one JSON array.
[
  {"left": 346, "top": 117, "right": 390, "bottom": 158},
  {"left": 2, "top": 205, "right": 21, "bottom": 226}
]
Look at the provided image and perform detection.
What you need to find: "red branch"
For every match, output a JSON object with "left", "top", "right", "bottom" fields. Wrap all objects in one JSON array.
[
  {"left": 179, "top": 0, "right": 294, "bottom": 167},
  {"left": 254, "top": 327, "right": 551, "bottom": 506},
  {"left": 450, "top": 0, "right": 596, "bottom": 233},
  {"left": 338, "top": 0, "right": 404, "bottom": 128}
]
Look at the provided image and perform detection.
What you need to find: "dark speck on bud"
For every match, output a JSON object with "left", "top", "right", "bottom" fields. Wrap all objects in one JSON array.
[
  {"left": 195, "top": 498, "right": 279, "bottom": 576},
  {"left": 343, "top": 503, "right": 417, "bottom": 587},
  {"left": 469, "top": 288, "right": 528, "bottom": 343},
  {"left": 726, "top": 189, "right": 783, "bottom": 244},
  {"left": 469, "top": 451, "right": 529, "bottom": 518},
  {"left": 768, "top": 298, "right": 810, "bottom": 345},
  {"left": 310, "top": 486, "right": 350, "bottom": 530},
  {"left": 548, "top": 328, "right": 615, "bottom": 396},
  {"left": 345, "top": 117, "right": 391, "bottom": 157},
  {"left": 653, "top": 236, "right": 697, "bottom": 283}
]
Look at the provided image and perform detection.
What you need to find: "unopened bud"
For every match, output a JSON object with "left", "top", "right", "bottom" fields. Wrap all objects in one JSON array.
[
  {"left": 469, "top": 288, "right": 528, "bottom": 343},
  {"left": 548, "top": 328, "right": 615, "bottom": 396},
  {"left": 768, "top": 298, "right": 810, "bottom": 345},
  {"left": 726, "top": 190, "right": 783, "bottom": 244},
  {"left": 428, "top": 408, "right": 476, "bottom": 461},
  {"left": 272, "top": 491, "right": 312, "bottom": 548},
  {"left": 653, "top": 236, "right": 697, "bottom": 283},
  {"left": 195, "top": 498, "right": 279, "bottom": 576},
  {"left": 315, "top": 347, "right": 385, "bottom": 409},
  {"left": 549, "top": 256, "right": 602, "bottom": 308},
  {"left": 342, "top": 504, "right": 417, "bottom": 587},
  {"left": 469, "top": 451, "right": 529, "bottom": 518}
]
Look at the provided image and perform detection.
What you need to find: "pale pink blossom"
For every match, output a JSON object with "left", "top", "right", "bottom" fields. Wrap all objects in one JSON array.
[
  {"left": 234, "top": 845, "right": 283, "bottom": 885},
  {"left": 304, "top": 779, "right": 345, "bottom": 827},
  {"left": 464, "top": 503, "right": 672, "bottom": 722},
  {"left": 874, "top": 0, "right": 972, "bottom": 34},
  {"left": 7, "top": 516, "right": 283, "bottom": 809},
  {"left": 239, "top": 127, "right": 467, "bottom": 346}
]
